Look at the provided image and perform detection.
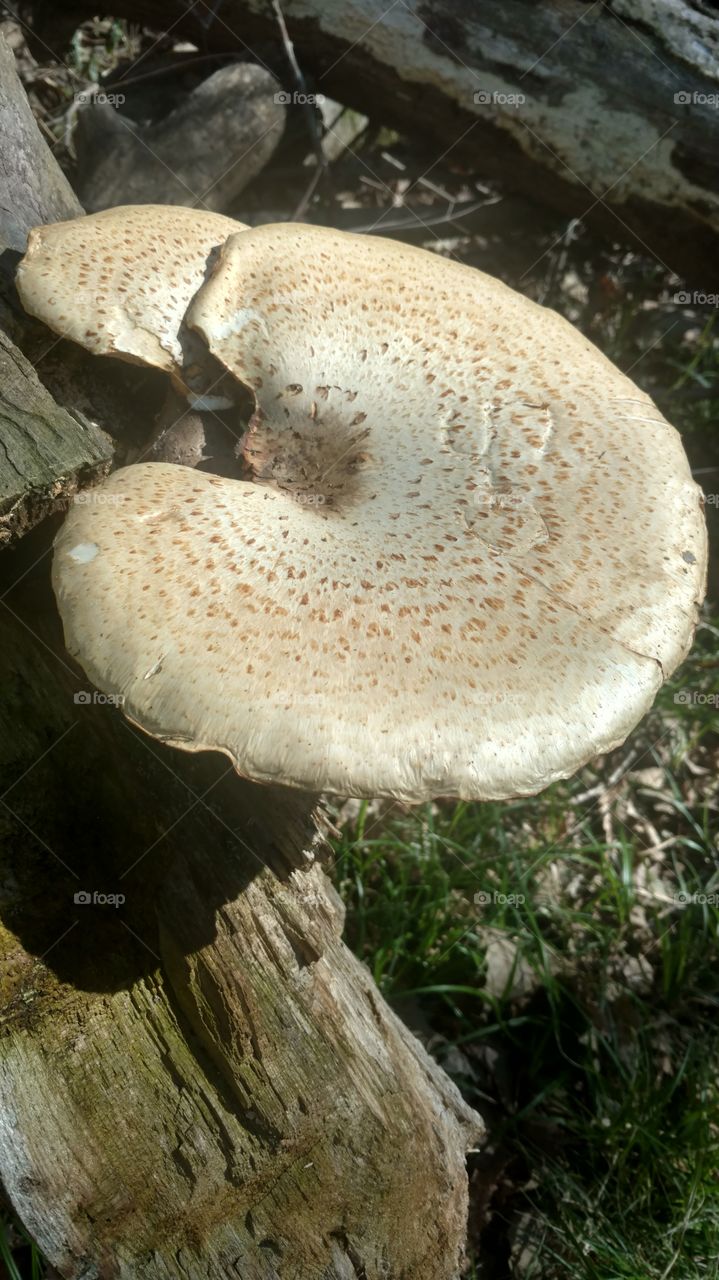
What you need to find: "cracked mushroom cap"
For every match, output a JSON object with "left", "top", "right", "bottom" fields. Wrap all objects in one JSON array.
[
  {"left": 52, "top": 224, "right": 706, "bottom": 803},
  {"left": 16, "top": 204, "right": 247, "bottom": 397}
]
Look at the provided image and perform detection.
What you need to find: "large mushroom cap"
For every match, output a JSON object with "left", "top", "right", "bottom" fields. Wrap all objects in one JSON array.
[
  {"left": 16, "top": 204, "right": 247, "bottom": 389},
  {"left": 53, "top": 224, "right": 706, "bottom": 803}
]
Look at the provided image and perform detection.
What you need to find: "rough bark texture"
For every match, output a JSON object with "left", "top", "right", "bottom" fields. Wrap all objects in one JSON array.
[
  {"left": 0, "top": 34, "right": 115, "bottom": 542},
  {"left": 0, "top": 566, "right": 482, "bottom": 1279},
  {"left": 40, "top": 0, "right": 719, "bottom": 281},
  {"left": 0, "top": 330, "right": 113, "bottom": 546},
  {"left": 0, "top": 33, "right": 80, "bottom": 252},
  {"left": 0, "top": 35, "right": 484, "bottom": 1280}
]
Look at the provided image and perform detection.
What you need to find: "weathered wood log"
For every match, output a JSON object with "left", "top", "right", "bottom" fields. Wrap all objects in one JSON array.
[
  {"left": 0, "top": 34, "right": 484, "bottom": 1279},
  {"left": 39, "top": 0, "right": 719, "bottom": 281},
  {"left": 0, "top": 330, "right": 112, "bottom": 546},
  {"left": 0, "top": 34, "right": 114, "bottom": 543},
  {"left": 0, "top": 32, "right": 80, "bottom": 252},
  {"left": 0, "top": 557, "right": 482, "bottom": 1278}
]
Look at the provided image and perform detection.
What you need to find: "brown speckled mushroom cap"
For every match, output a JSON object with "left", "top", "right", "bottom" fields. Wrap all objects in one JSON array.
[
  {"left": 16, "top": 204, "right": 247, "bottom": 395},
  {"left": 52, "top": 224, "right": 706, "bottom": 802}
]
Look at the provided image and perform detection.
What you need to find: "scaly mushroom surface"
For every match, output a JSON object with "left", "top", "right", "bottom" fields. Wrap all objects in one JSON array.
[
  {"left": 21, "top": 216, "right": 706, "bottom": 801},
  {"left": 16, "top": 204, "right": 247, "bottom": 404}
]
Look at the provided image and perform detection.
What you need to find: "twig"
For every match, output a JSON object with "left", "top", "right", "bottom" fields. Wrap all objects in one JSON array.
[
  {"left": 110, "top": 53, "right": 238, "bottom": 91},
  {"left": 270, "top": 0, "right": 329, "bottom": 218},
  {"left": 354, "top": 196, "right": 502, "bottom": 235},
  {"left": 570, "top": 745, "right": 641, "bottom": 805},
  {"left": 294, "top": 163, "right": 325, "bottom": 221},
  {"left": 234, "top": 196, "right": 504, "bottom": 234}
]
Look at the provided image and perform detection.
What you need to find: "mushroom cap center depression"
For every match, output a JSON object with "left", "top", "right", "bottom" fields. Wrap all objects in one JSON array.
[
  {"left": 188, "top": 228, "right": 551, "bottom": 554},
  {"left": 52, "top": 223, "right": 706, "bottom": 802}
]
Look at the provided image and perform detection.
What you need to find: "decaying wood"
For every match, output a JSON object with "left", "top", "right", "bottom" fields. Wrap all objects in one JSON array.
[
  {"left": 0, "top": 32, "right": 80, "bottom": 252},
  {"left": 0, "top": 561, "right": 482, "bottom": 1278},
  {"left": 0, "top": 34, "right": 484, "bottom": 1280},
  {"left": 0, "top": 33, "right": 113, "bottom": 545},
  {"left": 0, "top": 331, "right": 112, "bottom": 546},
  {"left": 50, "top": 0, "right": 719, "bottom": 280}
]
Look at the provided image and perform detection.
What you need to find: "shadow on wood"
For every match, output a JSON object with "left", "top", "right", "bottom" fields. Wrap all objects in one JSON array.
[{"left": 0, "top": 528, "right": 483, "bottom": 1279}]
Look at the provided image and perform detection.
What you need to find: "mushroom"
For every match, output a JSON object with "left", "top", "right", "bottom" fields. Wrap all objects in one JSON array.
[
  {"left": 16, "top": 203, "right": 248, "bottom": 409},
  {"left": 28, "top": 219, "right": 707, "bottom": 802}
]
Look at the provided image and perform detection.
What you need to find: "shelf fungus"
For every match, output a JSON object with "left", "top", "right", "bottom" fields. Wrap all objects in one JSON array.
[
  {"left": 18, "top": 212, "right": 707, "bottom": 802},
  {"left": 17, "top": 203, "right": 247, "bottom": 409}
]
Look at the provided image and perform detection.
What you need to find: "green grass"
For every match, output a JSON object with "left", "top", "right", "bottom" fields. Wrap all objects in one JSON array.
[
  {"left": 0, "top": 1216, "right": 44, "bottom": 1280},
  {"left": 330, "top": 618, "right": 719, "bottom": 1278}
]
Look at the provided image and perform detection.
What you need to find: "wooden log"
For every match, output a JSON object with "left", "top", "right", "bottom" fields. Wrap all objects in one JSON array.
[
  {"left": 0, "top": 34, "right": 113, "bottom": 544},
  {"left": 37, "top": 0, "right": 719, "bottom": 281},
  {"left": 74, "top": 62, "right": 285, "bottom": 213},
  {"left": 0, "top": 32, "right": 80, "bottom": 252},
  {"left": 0, "top": 540, "right": 483, "bottom": 1280},
  {"left": 0, "top": 330, "right": 113, "bottom": 546}
]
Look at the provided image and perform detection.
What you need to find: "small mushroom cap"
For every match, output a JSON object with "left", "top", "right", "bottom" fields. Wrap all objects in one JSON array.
[
  {"left": 53, "top": 224, "right": 706, "bottom": 803},
  {"left": 16, "top": 204, "right": 247, "bottom": 385}
]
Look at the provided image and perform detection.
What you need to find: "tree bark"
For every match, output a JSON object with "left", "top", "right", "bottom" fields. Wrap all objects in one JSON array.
[
  {"left": 0, "top": 34, "right": 483, "bottom": 1280},
  {"left": 0, "top": 34, "right": 114, "bottom": 542},
  {"left": 0, "top": 32, "right": 80, "bottom": 253},
  {"left": 0, "top": 330, "right": 113, "bottom": 546},
  {"left": 36, "top": 0, "right": 719, "bottom": 282}
]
